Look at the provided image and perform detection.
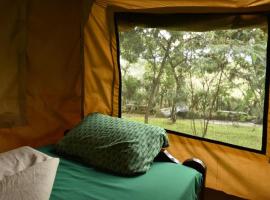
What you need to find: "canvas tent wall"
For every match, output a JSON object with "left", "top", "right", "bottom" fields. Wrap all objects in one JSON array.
[
  {"left": 0, "top": 0, "right": 270, "bottom": 199},
  {"left": 0, "top": 0, "right": 84, "bottom": 151}
]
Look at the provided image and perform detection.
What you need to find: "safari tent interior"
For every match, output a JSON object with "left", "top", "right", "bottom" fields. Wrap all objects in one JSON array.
[{"left": 1, "top": 0, "right": 270, "bottom": 199}]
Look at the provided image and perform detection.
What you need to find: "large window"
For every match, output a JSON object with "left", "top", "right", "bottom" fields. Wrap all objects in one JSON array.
[{"left": 117, "top": 14, "right": 269, "bottom": 152}]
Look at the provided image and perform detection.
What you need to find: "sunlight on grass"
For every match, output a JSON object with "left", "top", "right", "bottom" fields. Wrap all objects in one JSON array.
[{"left": 122, "top": 114, "right": 262, "bottom": 150}]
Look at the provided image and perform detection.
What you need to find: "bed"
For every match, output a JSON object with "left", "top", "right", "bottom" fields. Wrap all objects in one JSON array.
[
  {"left": 0, "top": 113, "right": 205, "bottom": 200},
  {"left": 39, "top": 145, "right": 204, "bottom": 200}
]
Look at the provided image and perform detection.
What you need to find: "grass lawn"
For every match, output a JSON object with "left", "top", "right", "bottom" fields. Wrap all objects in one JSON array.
[{"left": 122, "top": 113, "right": 263, "bottom": 150}]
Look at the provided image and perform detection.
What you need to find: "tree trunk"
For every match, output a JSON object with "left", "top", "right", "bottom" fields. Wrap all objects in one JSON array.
[
  {"left": 169, "top": 61, "right": 184, "bottom": 124},
  {"left": 144, "top": 37, "right": 174, "bottom": 123},
  {"left": 171, "top": 83, "right": 180, "bottom": 123},
  {"left": 202, "top": 63, "right": 226, "bottom": 137},
  {"left": 188, "top": 71, "right": 197, "bottom": 135},
  {"left": 160, "top": 94, "right": 164, "bottom": 109},
  {"left": 144, "top": 79, "right": 158, "bottom": 123}
]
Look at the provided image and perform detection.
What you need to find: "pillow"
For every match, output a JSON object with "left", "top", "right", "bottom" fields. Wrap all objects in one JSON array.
[
  {"left": 56, "top": 113, "right": 169, "bottom": 175},
  {"left": 0, "top": 146, "right": 59, "bottom": 200}
]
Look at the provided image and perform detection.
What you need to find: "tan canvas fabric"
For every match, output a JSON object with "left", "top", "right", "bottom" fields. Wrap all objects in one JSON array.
[
  {"left": 167, "top": 134, "right": 270, "bottom": 200},
  {"left": 83, "top": 0, "right": 270, "bottom": 199},
  {"left": 0, "top": 0, "right": 26, "bottom": 128},
  {"left": 0, "top": 0, "right": 82, "bottom": 152},
  {"left": 1, "top": 0, "right": 270, "bottom": 199},
  {"left": 0, "top": 146, "right": 59, "bottom": 200}
]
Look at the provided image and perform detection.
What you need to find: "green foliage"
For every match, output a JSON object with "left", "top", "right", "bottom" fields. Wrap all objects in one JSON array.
[
  {"left": 119, "top": 30, "right": 143, "bottom": 63},
  {"left": 122, "top": 75, "right": 141, "bottom": 104},
  {"left": 119, "top": 25, "right": 267, "bottom": 140}
]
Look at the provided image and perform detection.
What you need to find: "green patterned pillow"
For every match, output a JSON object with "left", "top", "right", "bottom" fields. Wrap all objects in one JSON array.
[{"left": 55, "top": 113, "right": 169, "bottom": 175}]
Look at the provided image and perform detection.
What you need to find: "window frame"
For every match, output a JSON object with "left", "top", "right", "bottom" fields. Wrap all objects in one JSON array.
[{"left": 114, "top": 12, "right": 270, "bottom": 154}]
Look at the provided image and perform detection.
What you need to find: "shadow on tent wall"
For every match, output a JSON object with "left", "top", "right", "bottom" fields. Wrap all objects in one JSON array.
[{"left": 204, "top": 188, "right": 247, "bottom": 200}]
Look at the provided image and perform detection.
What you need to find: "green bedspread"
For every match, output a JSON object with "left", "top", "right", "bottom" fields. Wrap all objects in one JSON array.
[{"left": 39, "top": 145, "right": 202, "bottom": 200}]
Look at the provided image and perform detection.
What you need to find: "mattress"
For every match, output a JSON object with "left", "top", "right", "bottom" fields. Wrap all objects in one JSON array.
[{"left": 39, "top": 145, "right": 202, "bottom": 200}]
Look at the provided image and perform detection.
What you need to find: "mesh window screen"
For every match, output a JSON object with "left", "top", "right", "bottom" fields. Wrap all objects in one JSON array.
[{"left": 117, "top": 13, "right": 269, "bottom": 151}]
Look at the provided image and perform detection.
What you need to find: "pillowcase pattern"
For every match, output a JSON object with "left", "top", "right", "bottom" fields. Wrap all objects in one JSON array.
[{"left": 56, "top": 113, "right": 169, "bottom": 175}]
